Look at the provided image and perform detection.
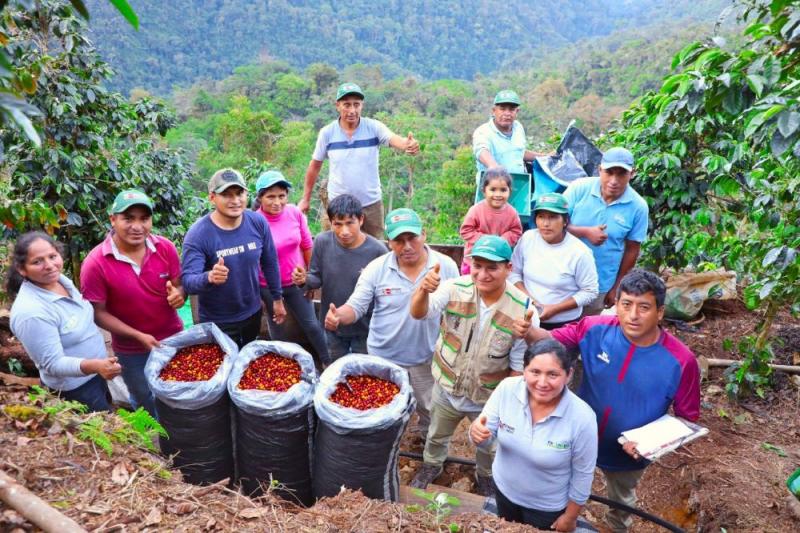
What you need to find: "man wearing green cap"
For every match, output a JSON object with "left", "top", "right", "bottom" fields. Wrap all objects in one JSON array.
[
  {"left": 80, "top": 189, "right": 186, "bottom": 417},
  {"left": 298, "top": 82, "right": 420, "bottom": 239},
  {"left": 408, "top": 235, "right": 539, "bottom": 496},
  {"left": 472, "top": 89, "right": 546, "bottom": 177},
  {"left": 325, "top": 208, "right": 459, "bottom": 434}
]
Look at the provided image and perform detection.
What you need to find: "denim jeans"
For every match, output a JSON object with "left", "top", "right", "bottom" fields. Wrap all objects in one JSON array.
[
  {"left": 261, "top": 285, "right": 331, "bottom": 364},
  {"left": 325, "top": 331, "right": 368, "bottom": 361},
  {"left": 116, "top": 352, "right": 157, "bottom": 418},
  {"left": 59, "top": 374, "right": 111, "bottom": 412}
]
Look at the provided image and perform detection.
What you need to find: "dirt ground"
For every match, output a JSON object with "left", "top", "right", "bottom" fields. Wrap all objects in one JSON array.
[
  {"left": 400, "top": 299, "right": 800, "bottom": 532},
  {"left": 1, "top": 299, "right": 798, "bottom": 532}
]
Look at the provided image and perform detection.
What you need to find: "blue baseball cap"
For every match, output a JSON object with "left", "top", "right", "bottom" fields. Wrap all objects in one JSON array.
[
  {"left": 255, "top": 170, "right": 292, "bottom": 193},
  {"left": 600, "top": 147, "right": 635, "bottom": 171}
]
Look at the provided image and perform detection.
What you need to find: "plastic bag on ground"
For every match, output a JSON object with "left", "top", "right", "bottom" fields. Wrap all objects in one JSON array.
[
  {"left": 228, "top": 341, "right": 316, "bottom": 504},
  {"left": 312, "top": 354, "right": 415, "bottom": 501},
  {"left": 144, "top": 322, "right": 238, "bottom": 485},
  {"left": 664, "top": 270, "right": 737, "bottom": 320}
]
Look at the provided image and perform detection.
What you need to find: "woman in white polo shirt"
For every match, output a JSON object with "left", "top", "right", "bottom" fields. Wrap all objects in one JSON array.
[
  {"left": 508, "top": 193, "right": 598, "bottom": 329},
  {"left": 8, "top": 232, "right": 121, "bottom": 411},
  {"left": 470, "top": 338, "right": 597, "bottom": 531}
]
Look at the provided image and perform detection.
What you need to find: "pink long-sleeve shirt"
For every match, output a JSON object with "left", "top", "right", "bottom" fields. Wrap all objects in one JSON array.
[
  {"left": 258, "top": 205, "right": 313, "bottom": 288},
  {"left": 459, "top": 200, "right": 522, "bottom": 270}
]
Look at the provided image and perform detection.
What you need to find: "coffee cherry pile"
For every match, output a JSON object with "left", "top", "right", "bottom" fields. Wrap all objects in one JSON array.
[
  {"left": 238, "top": 353, "right": 302, "bottom": 392},
  {"left": 159, "top": 343, "right": 225, "bottom": 382},
  {"left": 330, "top": 375, "right": 400, "bottom": 410}
]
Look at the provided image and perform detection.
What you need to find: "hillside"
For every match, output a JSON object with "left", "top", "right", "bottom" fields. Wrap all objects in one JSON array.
[{"left": 84, "top": 0, "right": 729, "bottom": 95}]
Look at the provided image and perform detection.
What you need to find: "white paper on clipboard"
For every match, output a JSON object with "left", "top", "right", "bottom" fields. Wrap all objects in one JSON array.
[{"left": 618, "top": 414, "right": 709, "bottom": 460}]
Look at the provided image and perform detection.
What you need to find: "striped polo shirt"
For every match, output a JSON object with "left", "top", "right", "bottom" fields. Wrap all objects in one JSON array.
[{"left": 311, "top": 117, "right": 392, "bottom": 206}]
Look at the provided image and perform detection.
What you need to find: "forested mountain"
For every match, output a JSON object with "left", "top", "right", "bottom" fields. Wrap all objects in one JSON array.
[{"left": 85, "top": 0, "right": 729, "bottom": 94}]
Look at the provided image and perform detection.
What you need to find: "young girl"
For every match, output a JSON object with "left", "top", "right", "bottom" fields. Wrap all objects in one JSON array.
[
  {"left": 459, "top": 166, "right": 523, "bottom": 274},
  {"left": 255, "top": 170, "right": 331, "bottom": 365}
]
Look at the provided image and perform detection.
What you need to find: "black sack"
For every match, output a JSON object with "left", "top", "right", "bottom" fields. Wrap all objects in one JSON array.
[
  {"left": 155, "top": 394, "right": 234, "bottom": 485},
  {"left": 312, "top": 354, "right": 414, "bottom": 502},
  {"left": 228, "top": 341, "right": 317, "bottom": 505}
]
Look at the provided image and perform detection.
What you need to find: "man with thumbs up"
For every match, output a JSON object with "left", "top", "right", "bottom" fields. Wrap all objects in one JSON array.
[
  {"left": 564, "top": 147, "right": 649, "bottom": 314},
  {"left": 298, "top": 82, "right": 420, "bottom": 238},
  {"left": 81, "top": 189, "right": 185, "bottom": 417},
  {"left": 408, "top": 235, "right": 539, "bottom": 496},
  {"left": 182, "top": 168, "right": 285, "bottom": 347}
]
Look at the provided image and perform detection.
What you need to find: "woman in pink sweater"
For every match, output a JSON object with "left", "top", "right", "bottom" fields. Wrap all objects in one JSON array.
[
  {"left": 255, "top": 170, "right": 330, "bottom": 365},
  {"left": 459, "top": 167, "right": 523, "bottom": 273}
]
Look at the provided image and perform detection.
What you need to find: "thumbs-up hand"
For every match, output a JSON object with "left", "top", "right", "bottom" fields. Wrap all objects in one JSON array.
[
  {"left": 165, "top": 279, "right": 185, "bottom": 309},
  {"left": 405, "top": 131, "right": 420, "bottom": 155},
  {"left": 420, "top": 262, "right": 441, "bottom": 293},
  {"left": 512, "top": 308, "right": 535, "bottom": 338},
  {"left": 586, "top": 224, "right": 609, "bottom": 246},
  {"left": 208, "top": 257, "right": 229, "bottom": 285},
  {"left": 469, "top": 414, "right": 492, "bottom": 445},
  {"left": 291, "top": 265, "right": 307, "bottom": 287},
  {"left": 325, "top": 303, "right": 341, "bottom": 331}
]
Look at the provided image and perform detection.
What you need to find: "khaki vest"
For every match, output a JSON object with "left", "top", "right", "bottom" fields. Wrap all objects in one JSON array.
[{"left": 431, "top": 275, "right": 529, "bottom": 404}]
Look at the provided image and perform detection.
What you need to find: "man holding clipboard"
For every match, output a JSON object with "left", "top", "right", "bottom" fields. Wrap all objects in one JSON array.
[{"left": 523, "top": 269, "right": 701, "bottom": 532}]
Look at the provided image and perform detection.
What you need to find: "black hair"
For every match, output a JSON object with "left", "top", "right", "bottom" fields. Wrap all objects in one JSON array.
[
  {"left": 5, "top": 231, "right": 64, "bottom": 296},
  {"left": 533, "top": 209, "right": 570, "bottom": 228},
  {"left": 327, "top": 194, "right": 364, "bottom": 220},
  {"left": 523, "top": 338, "right": 575, "bottom": 373},
  {"left": 481, "top": 167, "right": 513, "bottom": 191},
  {"left": 253, "top": 184, "right": 290, "bottom": 210},
  {"left": 617, "top": 269, "right": 666, "bottom": 307}
]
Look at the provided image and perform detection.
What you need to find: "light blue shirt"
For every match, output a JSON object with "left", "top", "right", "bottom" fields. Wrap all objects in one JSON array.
[
  {"left": 10, "top": 275, "right": 107, "bottom": 391},
  {"left": 476, "top": 376, "right": 598, "bottom": 511},
  {"left": 472, "top": 119, "right": 527, "bottom": 175},
  {"left": 345, "top": 247, "right": 459, "bottom": 366},
  {"left": 311, "top": 117, "right": 392, "bottom": 206},
  {"left": 563, "top": 177, "right": 649, "bottom": 293}
]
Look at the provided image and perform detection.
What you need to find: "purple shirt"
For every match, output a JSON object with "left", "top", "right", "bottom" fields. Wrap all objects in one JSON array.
[
  {"left": 81, "top": 234, "right": 183, "bottom": 354},
  {"left": 553, "top": 315, "right": 700, "bottom": 471}
]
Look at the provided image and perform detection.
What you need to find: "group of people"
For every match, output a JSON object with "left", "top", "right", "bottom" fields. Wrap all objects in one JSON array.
[{"left": 7, "top": 82, "right": 701, "bottom": 532}]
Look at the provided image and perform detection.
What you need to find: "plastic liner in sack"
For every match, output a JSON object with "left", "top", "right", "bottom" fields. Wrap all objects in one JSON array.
[
  {"left": 312, "top": 354, "right": 415, "bottom": 502},
  {"left": 145, "top": 322, "right": 237, "bottom": 485},
  {"left": 228, "top": 340, "right": 316, "bottom": 505}
]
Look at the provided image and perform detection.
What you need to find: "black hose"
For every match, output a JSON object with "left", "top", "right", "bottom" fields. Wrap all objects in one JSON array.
[{"left": 399, "top": 451, "right": 685, "bottom": 533}]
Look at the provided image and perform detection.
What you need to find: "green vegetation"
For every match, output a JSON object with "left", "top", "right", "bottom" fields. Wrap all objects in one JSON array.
[
  {"left": 0, "top": 0, "right": 199, "bottom": 280},
  {"left": 613, "top": 0, "right": 800, "bottom": 398},
  {"left": 82, "top": 0, "right": 728, "bottom": 95}
]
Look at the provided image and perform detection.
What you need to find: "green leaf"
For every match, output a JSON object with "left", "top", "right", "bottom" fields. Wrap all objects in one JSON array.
[
  {"left": 761, "top": 442, "right": 787, "bottom": 457},
  {"left": 747, "top": 75, "right": 765, "bottom": 97},
  {"left": 759, "top": 280, "right": 777, "bottom": 299},
  {"left": 762, "top": 246, "right": 784, "bottom": 267},
  {"left": 68, "top": 0, "right": 90, "bottom": 20},
  {"left": 777, "top": 110, "right": 800, "bottom": 138},
  {"left": 109, "top": 0, "right": 140, "bottom": 30}
]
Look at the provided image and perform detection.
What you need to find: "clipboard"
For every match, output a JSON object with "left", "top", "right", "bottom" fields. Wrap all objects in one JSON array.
[{"left": 617, "top": 414, "right": 709, "bottom": 461}]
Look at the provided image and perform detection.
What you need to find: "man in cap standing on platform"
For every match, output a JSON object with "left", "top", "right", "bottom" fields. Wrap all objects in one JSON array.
[
  {"left": 564, "top": 147, "right": 649, "bottom": 314},
  {"left": 298, "top": 82, "right": 420, "bottom": 238}
]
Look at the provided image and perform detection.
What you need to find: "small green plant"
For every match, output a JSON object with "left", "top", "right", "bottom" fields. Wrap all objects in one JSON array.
[
  {"left": 115, "top": 408, "right": 168, "bottom": 452},
  {"left": 7, "top": 358, "right": 25, "bottom": 376},
  {"left": 408, "top": 489, "right": 461, "bottom": 532},
  {"left": 77, "top": 417, "right": 114, "bottom": 455},
  {"left": 723, "top": 337, "right": 773, "bottom": 399},
  {"left": 761, "top": 442, "right": 787, "bottom": 457}
]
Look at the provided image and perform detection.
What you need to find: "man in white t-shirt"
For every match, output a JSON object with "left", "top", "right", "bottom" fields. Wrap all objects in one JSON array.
[{"left": 298, "top": 82, "right": 419, "bottom": 238}]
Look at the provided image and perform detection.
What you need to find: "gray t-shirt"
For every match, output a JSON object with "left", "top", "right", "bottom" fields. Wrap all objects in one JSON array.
[
  {"left": 305, "top": 231, "right": 387, "bottom": 337},
  {"left": 311, "top": 117, "right": 392, "bottom": 206}
]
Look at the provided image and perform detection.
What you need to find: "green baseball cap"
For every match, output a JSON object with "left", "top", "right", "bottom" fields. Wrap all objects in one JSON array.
[
  {"left": 385, "top": 208, "right": 423, "bottom": 240},
  {"left": 109, "top": 189, "right": 153, "bottom": 214},
  {"left": 208, "top": 168, "right": 247, "bottom": 194},
  {"left": 468, "top": 235, "right": 512, "bottom": 262},
  {"left": 494, "top": 89, "right": 520, "bottom": 106},
  {"left": 534, "top": 193, "right": 569, "bottom": 214},
  {"left": 255, "top": 170, "right": 291, "bottom": 193},
  {"left": 336, "top": 82, "right": 365, "bottom": 101}
]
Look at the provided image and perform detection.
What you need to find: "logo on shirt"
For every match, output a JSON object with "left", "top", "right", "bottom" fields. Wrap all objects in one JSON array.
[
  {"left": 498, "top": 420, "right": 515, "bottom": 434},
  {"left": 613, "top": 214, "right": 627, "bottom": 225},
  {"left": 547, "top": 440, "right": 570, "bottom": 450},
  {"left": 597, "top": 351, "right": 610, "bottom": 364},
  {"left": 379, "top": 287, "right": 404, "bottom": 296}
]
